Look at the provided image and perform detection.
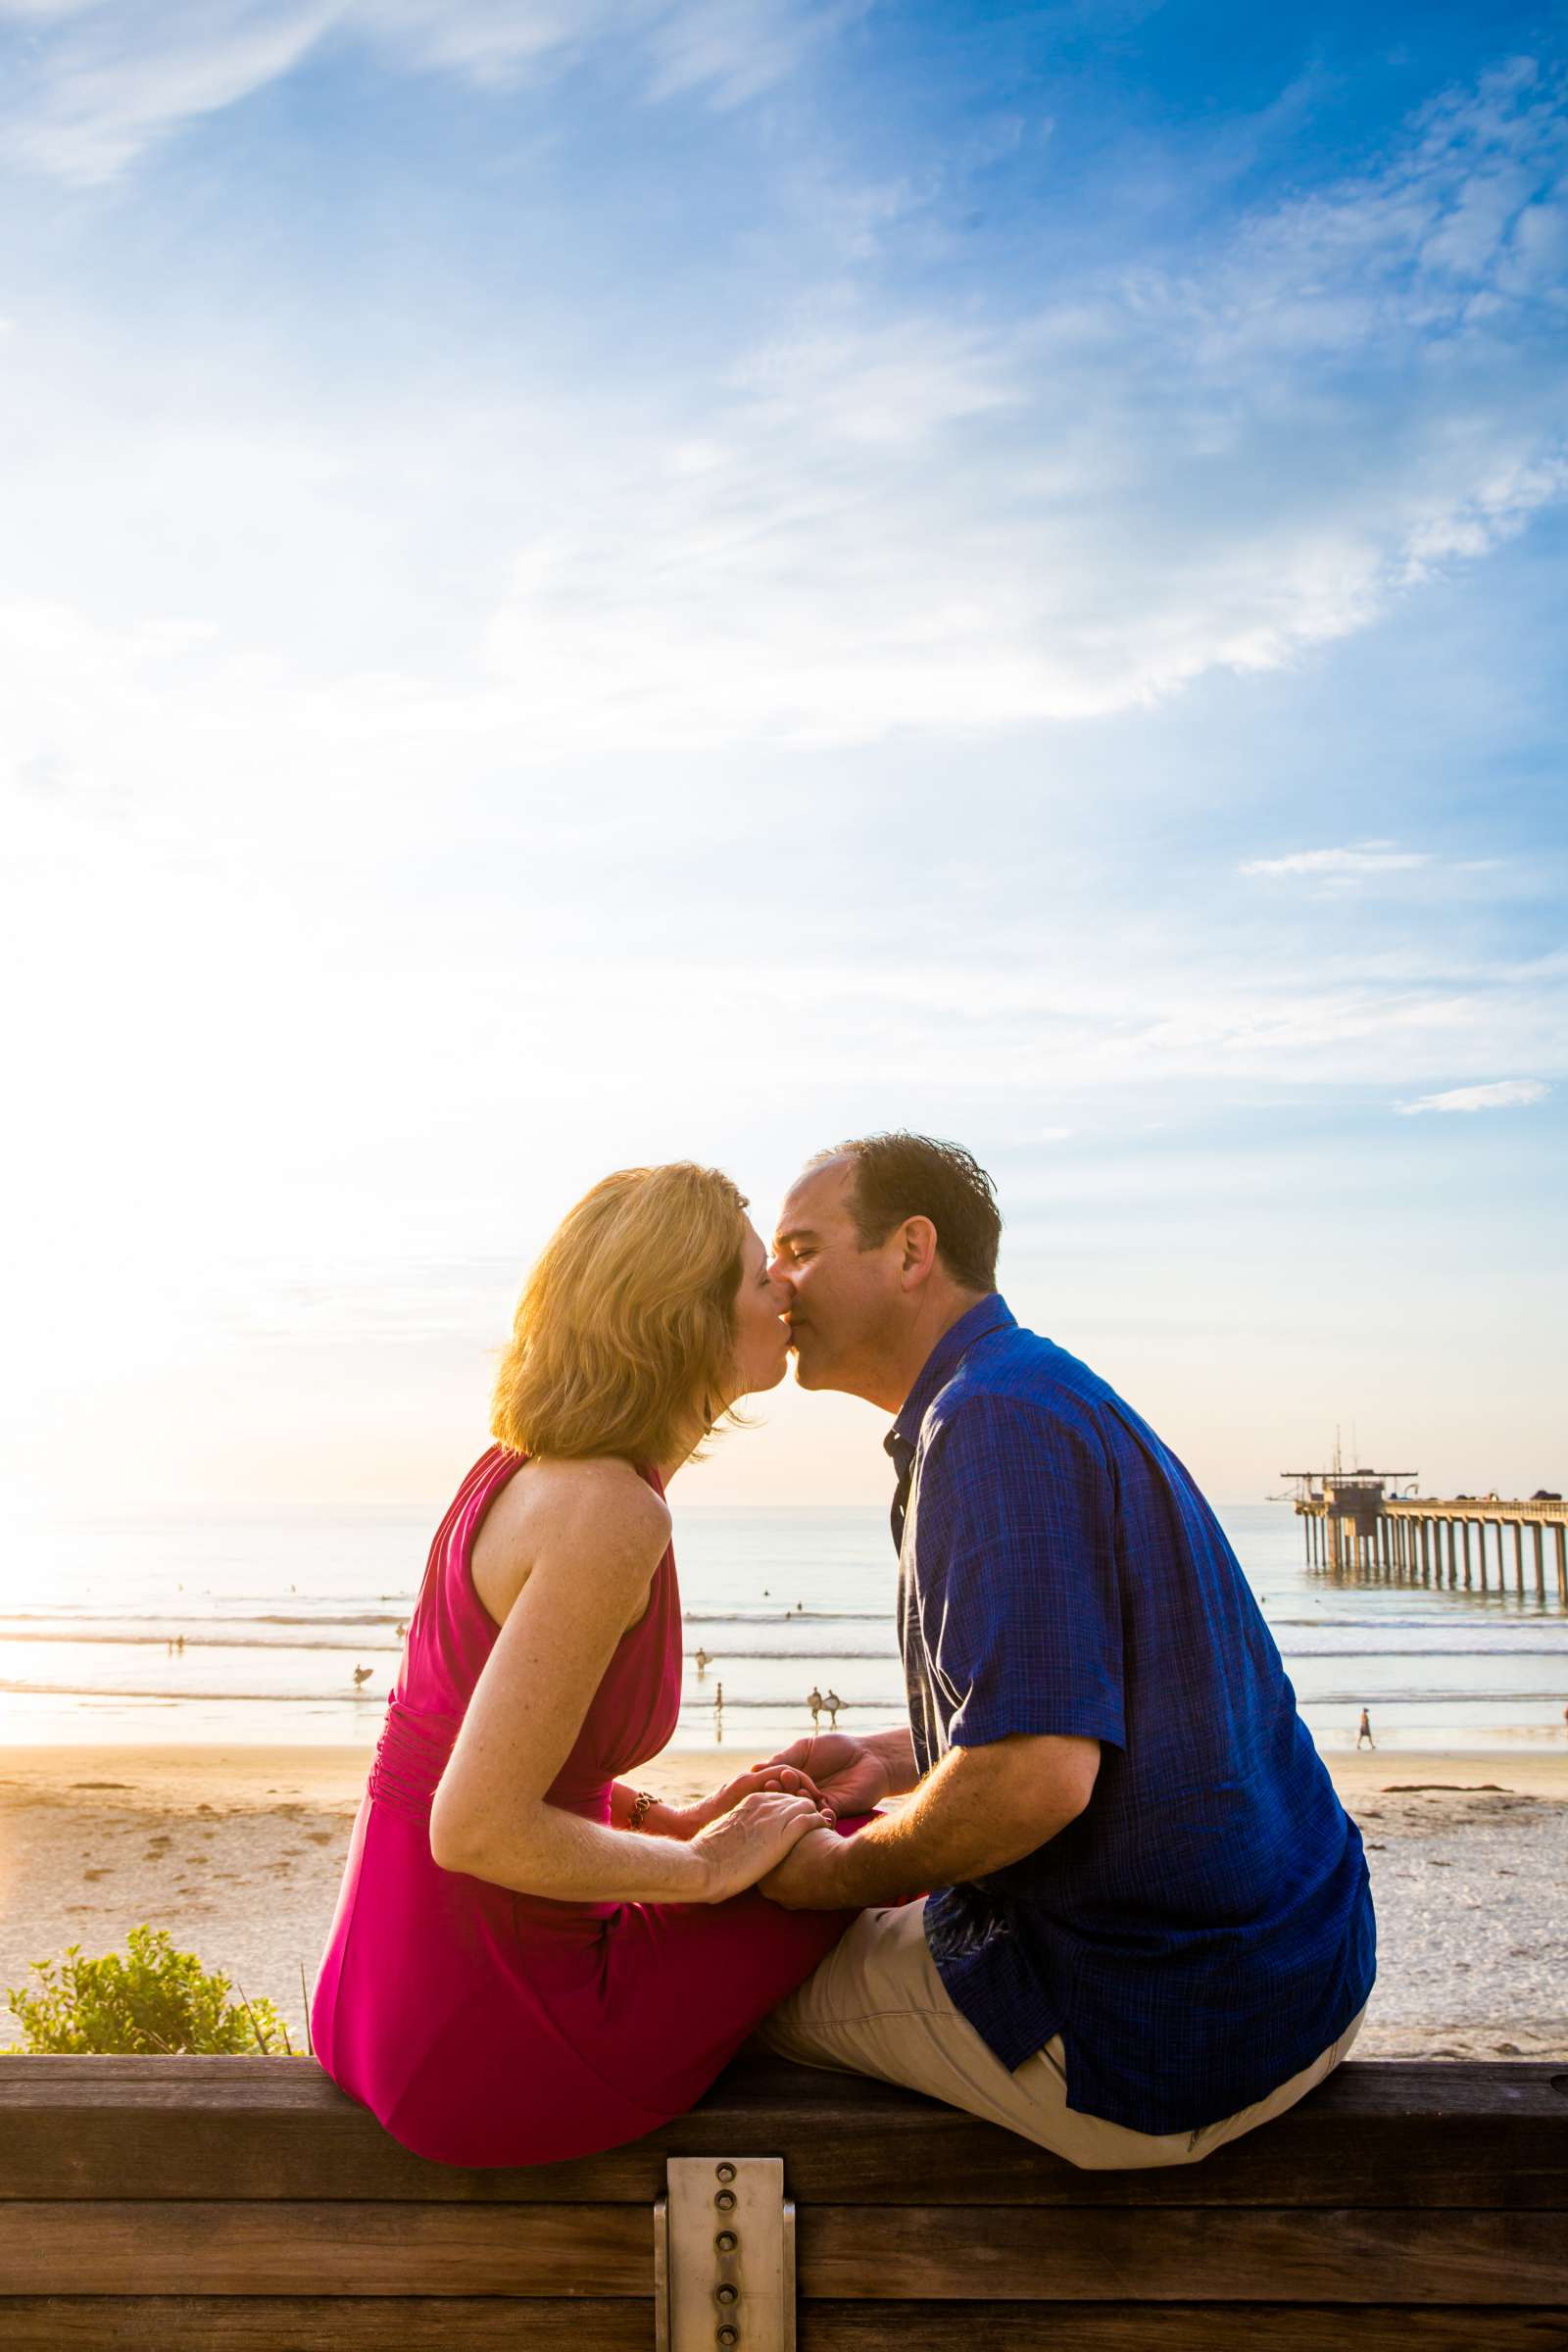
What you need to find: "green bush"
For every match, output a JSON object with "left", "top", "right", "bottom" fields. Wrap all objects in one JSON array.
[{"left": 4, "top": 1924, "right": 292, "bottom": 2054}]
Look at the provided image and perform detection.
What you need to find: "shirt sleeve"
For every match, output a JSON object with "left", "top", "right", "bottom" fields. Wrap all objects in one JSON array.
[{"left": 913, "top": 1391, "right": 1125, "bottom": 1752}]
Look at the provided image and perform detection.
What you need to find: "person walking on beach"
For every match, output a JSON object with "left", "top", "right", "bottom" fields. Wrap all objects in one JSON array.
[
  {"left": 755, "top": 1132, "right": 1374, "bottom": 2170},
  {"left": 808, "top": 1686, "right": 824, "bottom": 1730},
  {"left": 695, "top": 1646, "right": 710, "bottom": 1675},
  {"left": 1357, "top": 1708, "right": 1375, "bottom": 1750},
  {"left": 824, "top": 1689, "right": 842, "bottom": 1729}
]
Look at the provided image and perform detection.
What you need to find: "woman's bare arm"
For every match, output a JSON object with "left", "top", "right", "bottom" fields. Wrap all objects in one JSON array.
[{"left": 428, "top": 1461, "right": 821, "bottom": 1903}]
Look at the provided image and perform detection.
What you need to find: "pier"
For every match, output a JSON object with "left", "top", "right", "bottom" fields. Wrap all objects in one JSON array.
[{"left": 1284, "top": 1466, "right": 1568, "bottom": 1604}]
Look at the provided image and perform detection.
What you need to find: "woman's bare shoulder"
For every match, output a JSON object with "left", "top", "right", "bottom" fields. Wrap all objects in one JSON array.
[
  {"left": 472, "top": 1455, "right": 669, "bottom": 1628},
  {"left": 485, "top": 1455, "right": 669, "bottom": 1568},
  {"left": 529, "top": 1455, "right": 670, "bottom": 1545}
]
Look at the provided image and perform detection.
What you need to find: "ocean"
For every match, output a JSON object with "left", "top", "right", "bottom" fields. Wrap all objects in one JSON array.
[{"left": 1, "top": 1499, "right": 1564, "bottom": 1756}]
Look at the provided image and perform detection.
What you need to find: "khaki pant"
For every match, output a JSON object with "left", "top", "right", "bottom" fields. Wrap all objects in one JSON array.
[{"left": 759, "top": 1897, "right": 1367, "bottom": 2170}]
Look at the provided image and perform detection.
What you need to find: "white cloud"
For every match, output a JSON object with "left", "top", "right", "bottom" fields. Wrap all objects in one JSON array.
[
  {"left": 642, "top": 0, "right": 866, "bottom": 109},
  {"left": 1396, "top": 1079, "right": 1550, "bottom": 1115},
  {"left": 1241, "top": 844, "right": 1432, "bottom": 882},
  {"left": 2, "top": 35, "right": 1564, "bottom": 750},
  {"left": 1, "top": 58, "right": 1566, "bottom": 765},
  {"left": 0, "top": 2, "right": 338, "bottom": 182},
  {"left": 3, "top": 558, "right": 1562, "bottom": 1505},
  {"left": 5, "top": 566, "right": 1561, "bottom": 1109},
  {"left": 0, "top": 0, "right": 845, "bottom": 182},
  {"left": 454, "top": 61, "right": 1568, "bottom": 750}
]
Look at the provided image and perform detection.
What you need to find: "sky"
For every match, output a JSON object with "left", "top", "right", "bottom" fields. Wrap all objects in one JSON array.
[{"left": 1, "top": 0, "right": 1564, "bottom": 1519}]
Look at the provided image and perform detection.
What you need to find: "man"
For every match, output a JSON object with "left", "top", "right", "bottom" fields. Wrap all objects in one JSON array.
[{"left": 758, "top": 1132, "right": 1374, "bottom": 2169}]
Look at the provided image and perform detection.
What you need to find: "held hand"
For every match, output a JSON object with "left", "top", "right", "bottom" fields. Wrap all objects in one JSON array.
[
  {"left": 691, "top": 1790, "right": 832, "bottom": 1904},
  {"left": 753, "top": 1735, "right": 890, "bottom": 1818},
  {"left": 757, "top": 1826, "right": 848, "bottom": 1910},
  {"left": 665, "top": 1765, "right": 827, "bottom": 1839}
]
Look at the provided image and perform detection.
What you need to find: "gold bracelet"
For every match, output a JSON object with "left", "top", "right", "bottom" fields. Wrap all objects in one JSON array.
[{"left": 627, "top": 1788, "right": 658, "bottom": 1832}]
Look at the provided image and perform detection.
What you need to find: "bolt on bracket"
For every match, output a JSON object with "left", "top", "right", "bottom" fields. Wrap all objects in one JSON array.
[{"left": 655, "top": 2155, "right": 796, "bottom": 2352}]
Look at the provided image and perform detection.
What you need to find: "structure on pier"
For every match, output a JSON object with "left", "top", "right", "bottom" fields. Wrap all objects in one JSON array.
[
  {"left": 1282, "top": 1465, "right": 1417, "bottom": 1575},
  {"left": 1283, "top": 1462, "right": 1568, "bottom": 1603}
]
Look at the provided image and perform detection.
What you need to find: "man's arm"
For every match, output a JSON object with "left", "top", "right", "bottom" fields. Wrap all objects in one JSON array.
[{"left": 760, "top": 1731, "right": 1099, "bottom": 1909}]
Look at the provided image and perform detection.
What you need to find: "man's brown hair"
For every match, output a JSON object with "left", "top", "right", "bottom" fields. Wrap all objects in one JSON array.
[{"left": 812, "top": 1131, "right": 1001, "bottom": 1293}]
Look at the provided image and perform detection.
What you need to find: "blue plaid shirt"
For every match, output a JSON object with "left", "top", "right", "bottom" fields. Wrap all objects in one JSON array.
[{"left": 890, "top": 1296, "right": 1375, "bottom": 2137}]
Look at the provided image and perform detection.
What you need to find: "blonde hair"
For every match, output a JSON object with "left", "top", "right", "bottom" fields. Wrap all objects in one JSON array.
[{"left": 491, "top": 1163, "right": 751, "bottom": 1465}]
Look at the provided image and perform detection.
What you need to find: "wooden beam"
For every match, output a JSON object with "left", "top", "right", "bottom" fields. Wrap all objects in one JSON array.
[
  {"left": 794, "top": 2208, "right": 1567, "bottom": 2304},
  {"left": 1, "top": 2061, "right": 1563, "bottom": 2211},
  {"left": 4, "top": 2059, "right": 1565, "bottom": 2208},
  {"left": 2, "top": 2301, "right": 1565, "bottom": 2352},
  {"left": 4, "top": 2204, "right": 1562, "bottom": 2311},
  {"left": 796, "top": 2307, "right": 1568, "bottom": 2351},
  {"left": 0, "top": 2300, "right": 650, "bottom": 2350},
  {"left": 0, "top": 2204, "right": 650, "bottom": 2298}
]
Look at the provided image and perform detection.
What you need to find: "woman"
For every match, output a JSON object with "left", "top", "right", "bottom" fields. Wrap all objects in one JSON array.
[{"left": 311, "top": 1163, "right": 857, "bottom": 2165}]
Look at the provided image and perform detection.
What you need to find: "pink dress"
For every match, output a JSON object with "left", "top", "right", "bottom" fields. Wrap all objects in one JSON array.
[{"left": 311, "top": 1447, "right": 858, "bottom": 2165}]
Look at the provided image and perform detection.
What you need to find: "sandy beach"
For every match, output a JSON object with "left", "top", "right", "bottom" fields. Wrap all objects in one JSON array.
[{"left": 2, "top": 1741, "right": 1564, "bottom": 2061}]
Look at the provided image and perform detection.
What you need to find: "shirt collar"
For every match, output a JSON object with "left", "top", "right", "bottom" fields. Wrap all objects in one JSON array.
[{"left": 885, "top": 1292, "right": 1016, "bottom": 1465}]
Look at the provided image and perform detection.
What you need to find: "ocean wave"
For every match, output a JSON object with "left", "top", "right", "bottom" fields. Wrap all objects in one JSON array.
[
  {"left": 0, "top": 1614, "right": 406, "bottom": 1636},
  {"left": 1268, "top": 1644, "right": 1568, "bottom": 1659},
  {"left": 1265, "top": 1615, "right": 1561, "bottom": 1629},
  {"left": 0, "top": 1599, "right": 412, "bottom": 1621},
  {"left": 6, "top": 1628, "right": 1565, "bottom": 1664},
  {"left": 0, "top": 1606, "right": 895, "bottom": 1634},
  {"left": 0, "top": 1631, "right": 404, "bottom": 1652},
  {"left": 3, "top": 1674, "right": 1560, "bottom": 1712},
  {"left": 254, "top": 1612, "right": 402, "bottom": 1627},
  {"left": 0, "top": 1632, "right": 901, "bottom": 1660},
  {"left": 685, "top": 1648, "right": 895, "bottom": 1660},
  {"left": 673, "top": 1690, "right": 1568, "bottom": 1713},
  {"left": 681, "top": 1609, "right": 889, "bottom": 1624},
  {"left": 0, "top": 1680, "right": 388, "bottom": 1705}
]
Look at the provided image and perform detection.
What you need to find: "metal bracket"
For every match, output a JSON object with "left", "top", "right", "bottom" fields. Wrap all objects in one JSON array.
[{"left": 655, "top": 2155, "right": 796, "bottom": 2352}]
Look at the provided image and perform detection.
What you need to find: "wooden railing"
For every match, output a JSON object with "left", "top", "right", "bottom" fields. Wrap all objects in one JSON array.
[{"left": 0, "top": 2052, "right": 1564, "bottom": 2346}]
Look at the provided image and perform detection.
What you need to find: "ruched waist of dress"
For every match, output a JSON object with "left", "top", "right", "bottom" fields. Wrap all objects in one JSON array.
[
  {"left": 369, "top": 1698, "right": 623, "bottom": 1935},
  {"left": 368, "top": 1697, "right": 618, "bottom": 1844},
  {"left": 368, "top": 1698, "right": 461, "bottom": 1826}
]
